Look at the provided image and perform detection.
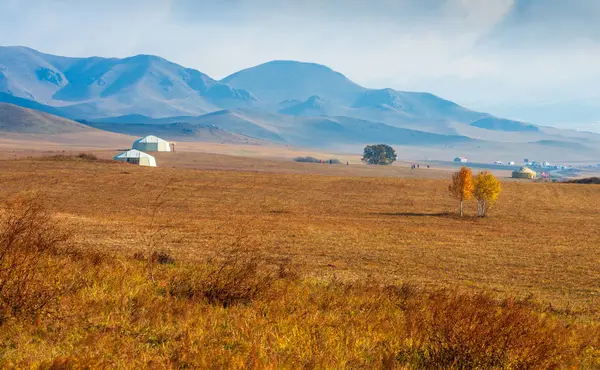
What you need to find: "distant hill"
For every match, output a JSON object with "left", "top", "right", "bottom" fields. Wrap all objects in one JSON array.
[
  {"left": 470, "top": 117, "right": 539, "bottom": 132},
  {"left": 84, "top": 114, "right": 159, "bottom": 125},
  {"left": 0, "top": 103, "right": 91, "bottom": 134},
  {"left": 0, "top": 92, "right": 72, "bottom": 117},
  {"left": 352, "top": 89, "right": 485, "bottom": 122},
  {"left": 279, "top": 96, "right": 328, "bottom": 116},
  {"left": 86, "top": 121, "right": 271, "bottom": 145},
  {"left": 91, "top": 110, "right": 288, "bottom": 143},
  {"left": 89, "top": 108, "right": 475, "bottom": 149},
  {"left": 530, "top": 140, "right": 583, "bottom": 150},
  {"left": 169, "top": 110, "right": 288, "bottom": 143},
  {"left": 221, "top": 60, "right": 366, "bottom": 104},
  {"left": 284, "top": 115, "right": 474, "bottom": 148}
]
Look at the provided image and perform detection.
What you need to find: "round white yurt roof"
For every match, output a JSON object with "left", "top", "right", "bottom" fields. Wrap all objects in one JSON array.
[
  {"left": 515, "top": 167, "right": 536, "bottom": 174},
  {"left": 134, "top": 135, "right": 169, "bottom": 144},
  {"left": 114, "top": 149, "right": 154, "bottom": 160}
]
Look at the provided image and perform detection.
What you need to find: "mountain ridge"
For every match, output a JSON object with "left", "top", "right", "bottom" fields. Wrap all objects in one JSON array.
[
  {"left": 0, "top": 46, "right": 522, "bottom": 128},
  {"left": 3, "top": 45, "right": 600, "bottom": 159},
  {"left": 0, "top": 45, "right": 255, "bottom": 117}
]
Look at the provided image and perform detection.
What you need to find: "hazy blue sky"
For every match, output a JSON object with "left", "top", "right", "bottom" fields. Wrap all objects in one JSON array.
[{"left": 1, "top": 0, "right": 599, "bottom": 126}]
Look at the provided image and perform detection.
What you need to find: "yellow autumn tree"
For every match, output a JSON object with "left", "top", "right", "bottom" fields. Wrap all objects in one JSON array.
[
  {"left": 448, "top": 167, "right": 474, "bottom": 217},
  {"left": 473, "top": 171, "right": 502, "bottom": 217}
]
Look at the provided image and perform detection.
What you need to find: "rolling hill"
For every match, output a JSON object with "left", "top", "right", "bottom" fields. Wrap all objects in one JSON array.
[
  {"left": 351, "top": 89, "right": 485, "bottom": 122},
  {"left": 278, "top": 95, "right": 329, "bottom": 116},
  {"left": 0, "top": 102, "right": 91, "bottom": 134},
  {"left": 470, "top": 117, "right": 539, "bottom": 132},
  {"left": 85, "top": 121, "right": 271, "bottom": 145},
  {"left": 87, "top": 109, "right": 476, "bottom": 149}
]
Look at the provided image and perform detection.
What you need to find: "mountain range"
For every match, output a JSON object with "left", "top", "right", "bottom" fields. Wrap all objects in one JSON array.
[{"left": 1, "top": 45, "right": 599, "bottom": 160}]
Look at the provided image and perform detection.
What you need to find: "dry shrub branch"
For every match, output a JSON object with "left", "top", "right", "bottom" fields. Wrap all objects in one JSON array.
[
  {"left": 0, "top": 196, "right": 76, "bottom": 323},
  {"left": 167, "top": 233, "right": 282, "bottom": 307},
  {"left": 398, "top": 291, "right": 595, "bottom": 369}
]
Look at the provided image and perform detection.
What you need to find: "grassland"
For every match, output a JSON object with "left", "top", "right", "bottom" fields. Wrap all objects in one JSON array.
[{"left": 1, "top": 154, "right": 600, "bottom": 368}]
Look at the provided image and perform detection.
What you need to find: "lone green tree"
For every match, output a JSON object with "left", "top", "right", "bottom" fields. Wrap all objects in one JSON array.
[
  {"left": 448, "top": 167, "right": 474, "bottom": 217},
  {"left": 362, "top": 144, "right": 397, "bottom": 165}
]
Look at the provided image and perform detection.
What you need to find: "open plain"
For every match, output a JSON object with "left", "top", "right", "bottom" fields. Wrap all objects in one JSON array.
[{"left": 1, "top": 150, "right": 600, "bottom": 368}]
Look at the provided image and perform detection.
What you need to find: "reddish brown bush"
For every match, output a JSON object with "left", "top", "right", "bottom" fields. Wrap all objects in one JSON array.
[
  {"left": 0, "top": 197, "right": 73, "bottom": 322},
  {"left": 76, "top": 153, "right": 98, "bottom": 161},
  {"left": 168, "top": 245, "right": 277, "bottom": 307},
  {"left": 397, "top": 291, "right": 594, "bottom": 368}
]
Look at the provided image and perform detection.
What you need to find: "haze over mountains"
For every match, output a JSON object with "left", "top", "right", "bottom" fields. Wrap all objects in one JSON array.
[{"left": 1, "top": 45, "right": 600, "bottom": 161}]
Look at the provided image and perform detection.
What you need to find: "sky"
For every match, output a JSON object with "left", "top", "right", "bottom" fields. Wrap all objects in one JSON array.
[{"left": 1, "top": 0, "right": 599, "bottom": 128}]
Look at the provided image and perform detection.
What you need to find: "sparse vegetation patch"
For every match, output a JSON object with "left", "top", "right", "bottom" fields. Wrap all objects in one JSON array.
[{"left": 0, "top": 158, "right": 599, "bottom": 368}]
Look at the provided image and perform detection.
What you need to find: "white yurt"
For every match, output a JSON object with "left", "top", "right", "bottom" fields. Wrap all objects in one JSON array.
[
  {"left": 132, "top": 135, "right": 171, "bottom": 152},
  {"left": 512, "top": 167, "right": 536, "bottom": 179},
  {"left": 113, "top": 149, "right": 157, "bottom": 167}
]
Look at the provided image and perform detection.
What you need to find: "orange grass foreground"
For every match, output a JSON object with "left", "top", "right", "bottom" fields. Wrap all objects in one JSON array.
[{"left": 1, "top": 155, "right": 600, "bottom": 368}]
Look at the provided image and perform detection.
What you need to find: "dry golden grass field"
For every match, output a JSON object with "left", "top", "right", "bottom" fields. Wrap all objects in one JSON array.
[{"left": 1, "top": 153, "right": 600, "bottom": 368}]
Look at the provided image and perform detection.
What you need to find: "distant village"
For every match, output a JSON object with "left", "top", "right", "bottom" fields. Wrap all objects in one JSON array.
[{"left": 452, "top": 156, "right": 591, "bottom": 180}]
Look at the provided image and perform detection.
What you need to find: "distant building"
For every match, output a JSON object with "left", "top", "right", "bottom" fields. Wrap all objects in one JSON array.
[
  {"left": 512, "top": 167, "right": 537, "bottom": 179},
  {"left": 454, "top": 157, "right": 468, "bottom": 163},
  {"left": 542, "top": 161, "right": 551, "bottom": 167},
  {"left": 493, "top": 161, "right": 504, "bottom": 165},
  {"left": 508, "top": 161, "right": 516, "bottom": 166}
]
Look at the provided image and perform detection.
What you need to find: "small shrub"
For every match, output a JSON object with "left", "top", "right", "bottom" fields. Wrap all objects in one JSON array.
[
  {"left": 134, "top": 250, "right": 176, "bottom": 265},
  {"left": 168, "top": 246, "right": 276, "bottom": 307},
  {"left": 133, "top": 251, "right": 146, "bottom": 262},
  {"left": 276, "top": 257, "right": 299, "bottom": 280},
  {"left": 567, "top": 177, "right": 600, "bottom": 184},
  {"left": 152, "top": 250, "right": 175, "bottom": 265},
  {"left": 397, "top": 291, "right": 591, "bottom": 369},
  {"left": 43, "top": 153, "right": 98, "bottom": 162},
  {"left": 76, "top": 153, "right": 98, "bottom": 161},
  {"left": 44, "top": 155, "right": 74, "bottom": 161},
  {"left": 0, "top": 197, "right": 74, "bottom": 323},
  {"left": 63, "top": 247, "right": 108, "bottom": 267},
  {"left": 293, "top": 157, "right": 342, "bottom": 164},
  {"left": 293, "top": 156, "right": 320, "bottom": 163}
]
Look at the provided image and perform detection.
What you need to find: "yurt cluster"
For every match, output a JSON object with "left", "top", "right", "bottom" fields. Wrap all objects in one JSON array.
[{"left": 113, "top": 135, "right": 172, "bottom": 167}]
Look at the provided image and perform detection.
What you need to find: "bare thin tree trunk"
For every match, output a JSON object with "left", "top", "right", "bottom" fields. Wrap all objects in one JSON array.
[
  {"left": 460, "top": 200, "right": 463, "bottom": 217},
  {"left": 477, "top": 200, "right": 486, "bottom": 217}
]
